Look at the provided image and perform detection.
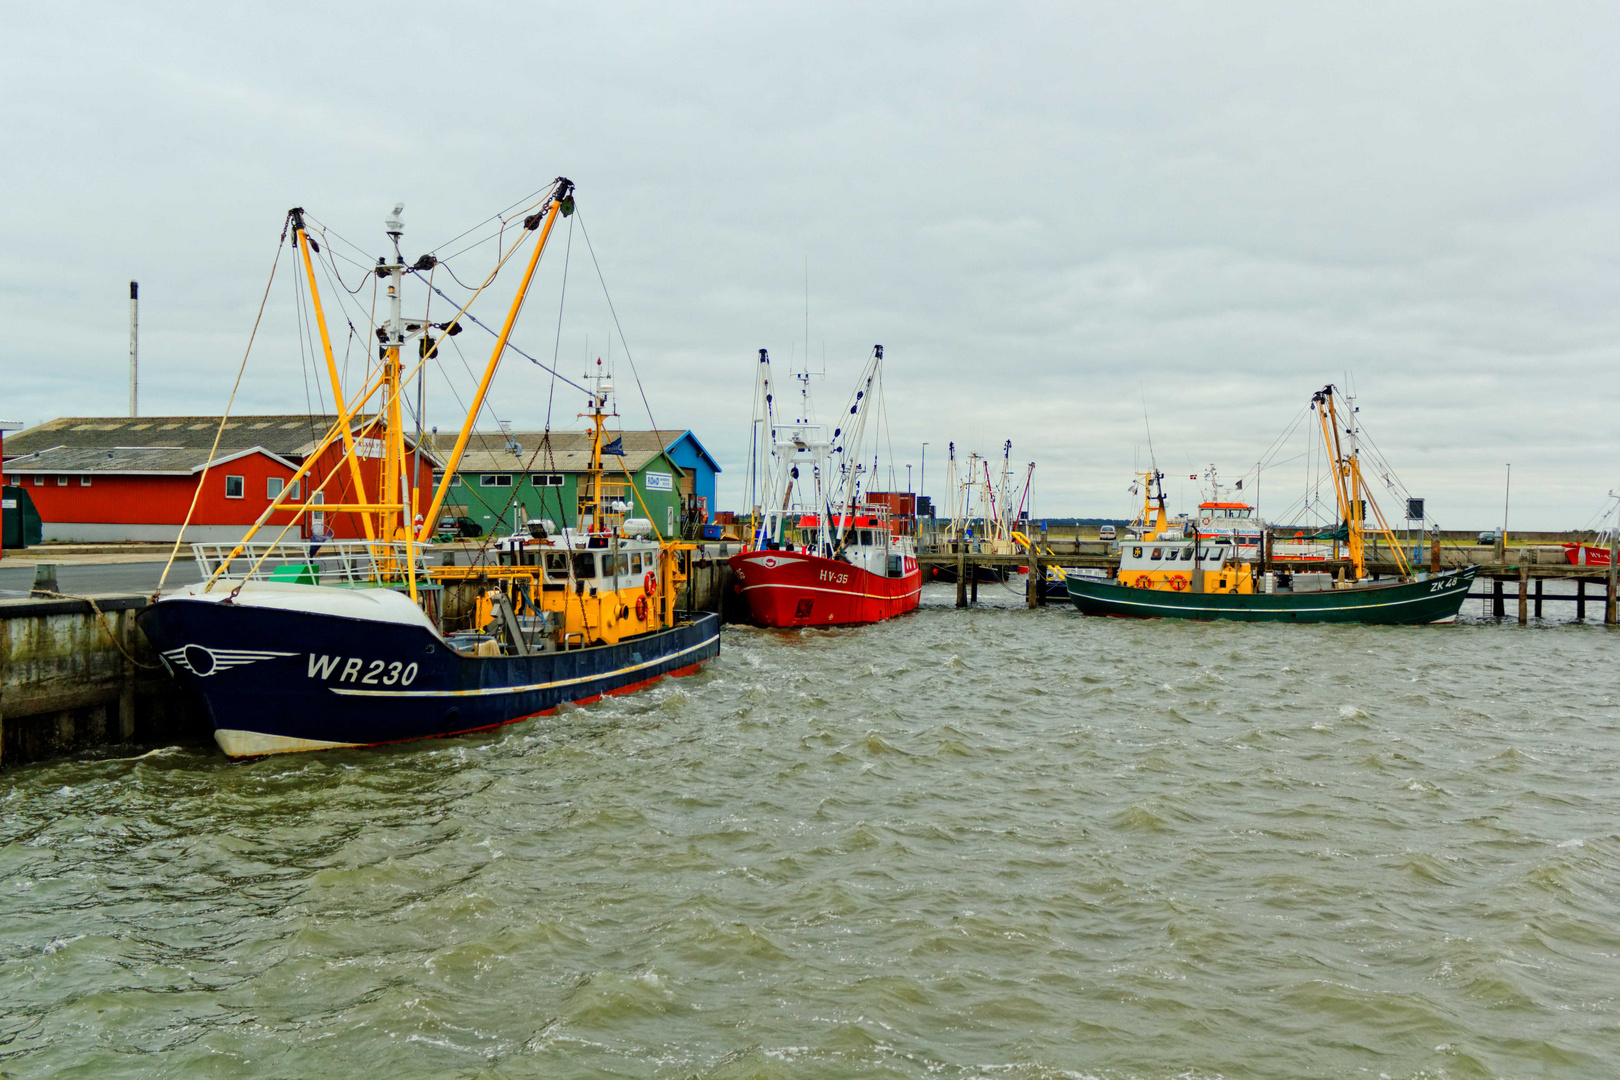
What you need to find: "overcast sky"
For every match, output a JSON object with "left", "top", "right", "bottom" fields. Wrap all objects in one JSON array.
[{"left": 5, "top": 3, "right": 1618, "bottom": 528}]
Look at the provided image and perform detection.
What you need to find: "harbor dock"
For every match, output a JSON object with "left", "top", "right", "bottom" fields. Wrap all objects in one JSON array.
[
  {"left": 0, "top": 592, "right": 204, "bottom": 766},
  {"left": 920, "top": 540, "right": 1620, "bottom": 620},
  {"left": 2, "top": 537, "right": 1614, "bottom": 769}
]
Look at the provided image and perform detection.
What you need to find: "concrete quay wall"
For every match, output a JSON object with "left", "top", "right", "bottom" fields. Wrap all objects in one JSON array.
[{"left": 0, "top": 595, "right": 208, "bottom": 768}]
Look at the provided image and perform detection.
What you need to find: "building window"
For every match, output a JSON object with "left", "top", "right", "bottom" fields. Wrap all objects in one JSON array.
[
  {"left": 449, "top": 475, "right": 462, "bottom": 487},
  {"left": 80, "top": 476, "right": 91, "bottom": 487},
  {"left": 33, "top": 476, "right": 43, "bottom": 486},
  {"left": 288, "top": 479, "right": 301, "bottom": 500},
  {"left": 268, "top": 477, "right": 285, "bottom": 499},
  {"left": 225, "top": 475, "right": 244, "bottom": 499},
  {"left": 57, "top": 475, "right": 68, "bottom": 486},
  {"left": 533, "top": 473, "right": 564, "bottom": 487},
  {"left": 481, "top": 474, "right": 512, "bottom": 487}
]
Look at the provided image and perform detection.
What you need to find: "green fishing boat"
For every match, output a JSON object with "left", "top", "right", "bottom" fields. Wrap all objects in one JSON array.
[
  {"left": 1067, "top": 384, "right": 1477, "bottom": 625},
  {"left": 1065, "top": 565, "right": 1478, "bottom": 623}
]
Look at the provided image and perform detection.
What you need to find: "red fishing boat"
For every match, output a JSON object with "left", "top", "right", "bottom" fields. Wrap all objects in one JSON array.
[
  {"left": 730, "top": 345, "right": 921, "bottom": 628},
  {"left": 731, "top": 510, "right": 920, "bottom": 627},
  {"left": 1564, "top": 494, "right": 1617, "bottom": 566},
  {"left": 1564, "top": 542, "right": 1612, "bottom": 566}
]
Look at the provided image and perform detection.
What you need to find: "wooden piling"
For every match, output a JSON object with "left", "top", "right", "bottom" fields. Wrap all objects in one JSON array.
[
  {"left": 1430, "top": 536, "right": 1441, "bottom": 573},
  {"left": 1610, "top": 532, "right": 1619, "bottom": 625},
  {"left": 955, "top": 550, "right": 967, "bottom": 609},
  {"left": 1533, "top": 576, "right": 1543, "bottom": 620},
  {"left": 1577, "top": 578, "right": 1586, "bottom": 621},
  {"left": 1492, "top": 579, "right": 1504, "bottom": 618},
  {"left": 1517, "top": 566, "right": 1528, "bottom": 625},
  {"left": 1028, "top": 554, "right": 1042, "bottom": 609},
  {"left": 970, "top": 567, "right": 978, "bottom": 605},
  {"left": 118, "top": 608, "right": 136, "bottom": 739}
]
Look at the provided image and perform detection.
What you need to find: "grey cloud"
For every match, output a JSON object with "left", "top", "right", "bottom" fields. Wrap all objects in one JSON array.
[{"left": 3, "top": 3, "right": 1617, "bottom": 528}]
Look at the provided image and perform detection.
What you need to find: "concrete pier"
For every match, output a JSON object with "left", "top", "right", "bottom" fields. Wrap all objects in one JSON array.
[{"left": 0, "top": 594, "right": 206, "bottom": 767}]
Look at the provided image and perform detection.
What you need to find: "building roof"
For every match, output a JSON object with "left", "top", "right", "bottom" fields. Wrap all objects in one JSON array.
[
  {"left": 4, "top": 416, "right": 332, "bottom": 456},
  {"left": 2, "top": 445, "right": 297, "bottom": 476},
  {"left": 429, "top": 430, "right": 686, "bottom": 477},
  {"left": 657, "top": 429, "right": 722, "bottom": 473},
  {"left": 2, "top": 415, "right": 440, "bottom": 464}
]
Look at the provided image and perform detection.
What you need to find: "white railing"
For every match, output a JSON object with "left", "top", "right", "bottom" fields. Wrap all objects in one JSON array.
[{"left": 191, "top": 541, "right": 430, "bottom": 586}]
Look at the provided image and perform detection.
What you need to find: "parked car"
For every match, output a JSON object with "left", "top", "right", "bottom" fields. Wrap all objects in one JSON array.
[
  {"left": 437, "top": 515, "right": 482, "bottom": 539},
  {"left": 1476, "top": 530, "right": 1499, "bottom": 545},
  {"left": 1098, "top": 525, "right": 1117, "bottom": 541}
]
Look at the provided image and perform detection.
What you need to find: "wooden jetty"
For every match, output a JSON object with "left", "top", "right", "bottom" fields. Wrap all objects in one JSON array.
[{"left": 920, "top": 540, "right": 1620, "bottom": 623}]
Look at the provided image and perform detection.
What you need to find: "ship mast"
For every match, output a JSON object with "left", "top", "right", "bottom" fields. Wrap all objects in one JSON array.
[
  {"left": 290, "top": 208, "right": 380, "bottom": 546},
  {"left": 579, "top": 357, "right": 620, "bottom": 533},
  {"left": 1314, "top": 384, "right": 1411, "bottom": 581}
]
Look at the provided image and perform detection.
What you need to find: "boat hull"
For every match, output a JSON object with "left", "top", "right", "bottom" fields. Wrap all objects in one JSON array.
[
  {"left": 1065, "top": 567, "right": 1478, "bottom": 624},
  {"left": 137, "top": 594, "right": 720, "bottom": 757},
  {"left": 927, "top": 563, "right": 1006, "bottom": 584},
  {"left": 729, "top": 550, "right": 921, "bottom": 627},
  {"left": 1564, "top": 543, "right": 1611, "bottom": 567}
]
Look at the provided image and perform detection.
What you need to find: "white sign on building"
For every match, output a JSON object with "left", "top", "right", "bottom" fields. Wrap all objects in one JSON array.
[{"left": 644, "top": 471, "right": 673, "bottom": 491}]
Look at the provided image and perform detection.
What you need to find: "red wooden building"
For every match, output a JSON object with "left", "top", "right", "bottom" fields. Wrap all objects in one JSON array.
[{"left": 0, "top": 416, "right": 438, "bottom": 543}]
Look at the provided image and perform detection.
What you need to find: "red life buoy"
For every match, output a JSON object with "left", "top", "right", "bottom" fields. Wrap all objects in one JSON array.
[
  {"left": 1134, "top": 575, "right": 1153, "bottom": 589},
  {"left": 635, "top": 595, "right": 648, "bottom": 620},
  {"left": 643, "top": 571, "right": 657, "bottom": 596},
  {"left": 1170, "top": 577, "right": 1189, "bottom": 592}
]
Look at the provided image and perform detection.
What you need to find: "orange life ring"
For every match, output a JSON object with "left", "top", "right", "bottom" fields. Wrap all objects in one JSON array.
[
  {"left": 635, "top": 595, "right": 648, "bottom": 620},
  {"left": 643, "top": 571, "right": 657, "bottom": 596},
  {"left": 1170, "top": 577, "right": 1188, "bottom": 592},
  {"left": 1134, "top": 574, "right": 1153, "bottom": 589}
]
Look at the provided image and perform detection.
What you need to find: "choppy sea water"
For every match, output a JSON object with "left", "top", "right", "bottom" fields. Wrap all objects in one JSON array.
[{"left": 4, "top": 583, "right": 1618, "bottom": 1079}]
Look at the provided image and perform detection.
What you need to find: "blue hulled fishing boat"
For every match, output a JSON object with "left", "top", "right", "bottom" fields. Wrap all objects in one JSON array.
[{"left": 139, "top": 180, "right": 719, "bottom": 756}]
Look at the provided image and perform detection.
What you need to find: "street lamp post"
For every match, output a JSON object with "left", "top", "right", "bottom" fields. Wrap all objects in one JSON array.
[{"left": 921, "top": 443, "right": 929, "bottom": 511}]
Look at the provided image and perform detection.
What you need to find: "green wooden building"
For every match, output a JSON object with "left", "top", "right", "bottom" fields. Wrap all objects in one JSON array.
[{"left": 432, "top": 430, "right": 688, "bottom": 538}]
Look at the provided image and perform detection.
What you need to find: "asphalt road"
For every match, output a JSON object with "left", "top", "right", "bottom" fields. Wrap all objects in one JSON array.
[{"left": 0, "top": 559, "right": 203, "bottom": 598}]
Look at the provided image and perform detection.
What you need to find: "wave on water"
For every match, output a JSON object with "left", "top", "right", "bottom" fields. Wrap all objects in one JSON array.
[{"left": 2, "top": 585, "right": 1616, "bottom": 1078}]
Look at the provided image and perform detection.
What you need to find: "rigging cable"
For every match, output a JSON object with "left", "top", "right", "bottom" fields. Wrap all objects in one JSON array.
[
  {"left": 425, "top": 183, "right": 556, "bottom": 258},
  {"left": 410, "top": 270, "right": 592, "bottom": 396},
  {"left": 575, "top": 210, "right": 659, "bottom": 434},
  {"left": 155, "top": 215, "right": 290, "bottom": 595}
]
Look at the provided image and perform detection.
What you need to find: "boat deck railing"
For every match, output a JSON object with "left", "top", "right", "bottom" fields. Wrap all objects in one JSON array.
[{"left": 190, "top": 541, "right": 430, "bottom": 586}]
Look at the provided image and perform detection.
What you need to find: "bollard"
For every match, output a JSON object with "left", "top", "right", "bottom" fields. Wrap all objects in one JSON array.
[{"left": 30, "top": 563, "right": 59, "bottom": 597}]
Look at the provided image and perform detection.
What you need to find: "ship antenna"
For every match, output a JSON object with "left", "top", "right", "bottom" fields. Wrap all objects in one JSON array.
[{"left": 1140, "top": 384, "right": 1158, "bottom": 472}]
